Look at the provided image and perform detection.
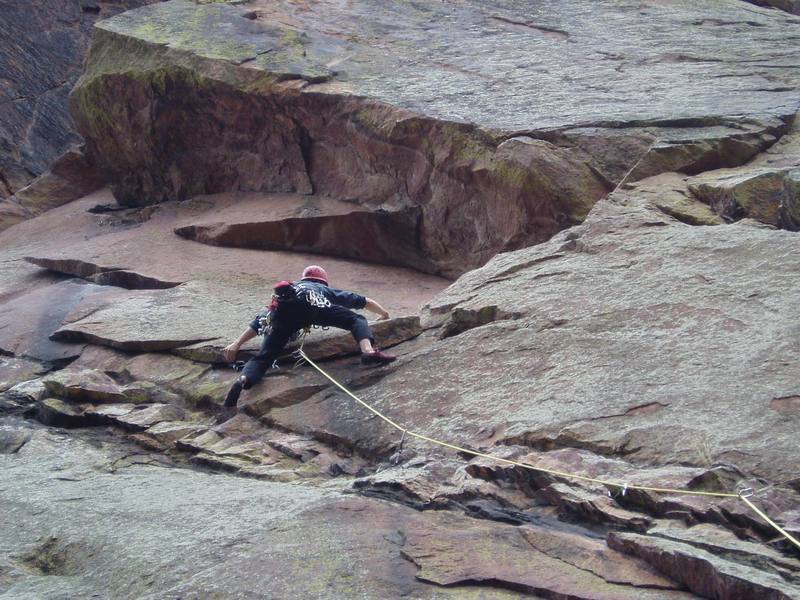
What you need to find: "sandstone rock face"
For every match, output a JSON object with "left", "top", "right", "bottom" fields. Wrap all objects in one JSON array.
[
  {"left": 0, "top": 421, "right": 707, "bottom": 599},
  {"left": 680, "top": 120, "right": 800, "bottom": 229},
  {"left": 608, "top": 531, "right": 800, "bottom": 599},
  {"left": 689, "top": 167, "right": 798, "bottom": 227},
  {"left": 0, "top": 188, "right": 446, "bottom": 360},
  {"left": 70, "top": 0, "right": 800, "bottom": 275},
  {"left": 3, "top": 208, "right": 799, "bottom": 595},
  {"left": 3, "top": 1, "right": 800, "bottom": 598},
  {"left": 0, "top": 0, "right": 160, "bottom": 199},
  {"left": 416, "top": 197, "right": 800, "bottom": 484}
]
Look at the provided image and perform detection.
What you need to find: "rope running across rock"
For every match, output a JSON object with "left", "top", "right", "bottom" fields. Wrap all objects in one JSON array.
[{"left": 295, "top": 345, "right": 800, "bottom": 552}]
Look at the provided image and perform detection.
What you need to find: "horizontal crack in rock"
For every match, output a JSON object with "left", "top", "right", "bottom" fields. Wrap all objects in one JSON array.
[
  {"left": 437, "top": 306, "right": 524, "bottom": 339},
  {"left": 25, "top": 257, "right": 182, "bottom": 290},
  {"left": 49, "top": 330, "right": 215, "bottom": 353}
]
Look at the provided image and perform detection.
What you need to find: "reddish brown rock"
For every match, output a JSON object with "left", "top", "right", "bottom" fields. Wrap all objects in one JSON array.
[
  {"left": 7, "top": 190, "right": 447, "bottom": 359},
  {"left": 0, "top": 0, "right": 160, "bottom": 200},
  {"left": 73, "top": 60, "right": 607, "bottom": 276},
  {"left": 174, "top": 192, "right": 428, "bottom": 271},
  {"left": 2, "top": 4, "right": 800, "bottom": 599},
  {"left": 0, "top": 201, "right": 32, "bottom": 232},
  {"left": 69, "top": 1, "right": 800, "bottom": 275},
  {"left": 402, "top": 513, "right": 693, "bottom": 599},
  {"left": 646, "top": 522, "right": 800, "bottom": 576},
  {"left": 239, "top": 370, "right": 328, "bottom": 416},
  {"left": 0, "top": 279, "right": 100, "bottom": 363},
  {"left": 608, "top": 531, "right": 800, "bottom": 600}
]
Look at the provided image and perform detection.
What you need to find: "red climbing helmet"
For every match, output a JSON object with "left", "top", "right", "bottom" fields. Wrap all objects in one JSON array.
[{"left": 301, "top": 265, "right": 329, "bottom": 286}]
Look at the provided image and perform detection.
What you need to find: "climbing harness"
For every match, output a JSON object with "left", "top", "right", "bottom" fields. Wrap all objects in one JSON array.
[{"left": 293, "top": 343, "right": 800, "bottom": 552}]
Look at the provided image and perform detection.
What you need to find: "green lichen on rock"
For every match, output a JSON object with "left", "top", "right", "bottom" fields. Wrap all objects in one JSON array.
[
  {"left": 690, "top": 168, "right": 790, "bottom": 226},
  {"left": 441, "top": 121, "right": 493, "bottom": 164},
  {"left": 779, "top": 168, "right": 800, "bottom": 230},
  {"left": 186, "top": 381, "right": 230, "bottom": 408},
  {"left": 70, "top": 0, "right": 611, "bottom": 273},
  {"left": 492, "top": 160, "right": 531, "bottom": 189}
]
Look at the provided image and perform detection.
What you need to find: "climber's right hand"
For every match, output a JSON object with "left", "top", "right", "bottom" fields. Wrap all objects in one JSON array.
[{"left": 223, "top": 343, "right": 240, "bottom": 363}]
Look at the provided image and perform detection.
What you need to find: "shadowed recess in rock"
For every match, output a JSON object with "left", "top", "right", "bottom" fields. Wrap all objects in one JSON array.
[
  {"left": 25, "top": 257, "right": 183, "bottom": 290},
  {"left": 70, "top": 0, "right": 800, "bottom": 275},
  {"left": 173, "top": 192, "right": 432, "bottom": 272}
]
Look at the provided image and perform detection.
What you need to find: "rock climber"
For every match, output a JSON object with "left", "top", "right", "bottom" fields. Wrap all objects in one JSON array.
[{"left": 222, "top": 265, "right": 396, "bottom": 407}]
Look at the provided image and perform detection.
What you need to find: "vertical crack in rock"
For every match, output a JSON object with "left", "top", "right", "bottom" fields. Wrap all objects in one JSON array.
[
  {"left": 0, "top": 170, "right": 14, "bottom": 197},
  {"left": 290, "top": 116, "right": 315, "bottom": 196}
]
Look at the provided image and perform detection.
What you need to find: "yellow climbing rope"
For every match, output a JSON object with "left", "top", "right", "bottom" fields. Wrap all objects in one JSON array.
[{"left": 297, "top": 348, "right": 800, "bottom": 552}]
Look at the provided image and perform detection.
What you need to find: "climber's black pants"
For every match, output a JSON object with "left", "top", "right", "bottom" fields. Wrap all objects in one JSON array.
[{"left": 241, "top": 304, "right": 373, "bottom": 387}]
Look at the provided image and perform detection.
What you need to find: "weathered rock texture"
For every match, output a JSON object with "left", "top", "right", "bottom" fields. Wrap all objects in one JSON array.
[
  {"left": 2, "top": 419, "right": 716, "bottom": 598},
  {"left": 414, "top": 197, "right": 800, "bottom": 485},
  {"left": 747, "top": 0, "right": 800, "bottom": 15},
  {"left": 0, "top": 187, "right": 447, "bottom": 363},
  {"left": 0, "top": 146, "right": 107, "bottom": 232},
  {"left": 70, "top": 0, "right": 800, "bottom": 275},
  {"left": 2, "top": 1, "right": 800, "bottom": 599},
  {"left": 0, "top": 0, "right": 161, "bottom": 201},
  {"left": 683, "top": 121, "right": 800, "bottom": 229}
]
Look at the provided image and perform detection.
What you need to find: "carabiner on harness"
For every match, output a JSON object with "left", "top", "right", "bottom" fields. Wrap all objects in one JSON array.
[{"left": 257, "top": 310, "right": 273, "bottom": 336}]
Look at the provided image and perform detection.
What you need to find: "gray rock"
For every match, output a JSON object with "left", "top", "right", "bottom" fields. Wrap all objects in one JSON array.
[
  {"left": 0, "top": 358, "right": 46, "bottom": 393},
  {"left": 415, "top": 197, "right": 800, "bottom": 486},
  {"left": 144, "top": 420, "right": 210, "bottom": 445},
  {"left": 36, "top": 398, "right": 90, "bottom": 428},
  {"left": 3, "top": 379, "right": 47, "bottom": 406},
  {"left": 86, "top": 0, "right": 800, "bottom": 132},
  {"left": 608, "top": 531, "right": 800, "bottom": 600},
  {"left": 8, "top": 415, "right": 798, "bottom": 599},
  {"left": 0, "top": 427, "right": 31, "bottom": 454},
  {"left": 42, "top": 369, "right": 153, "bottom": 404},
  {"left": 113, "top": 403, "right": 186, "bottom": 431},
  {"left": 688, "top": 167, "right": 796, "bottom": 226}
]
